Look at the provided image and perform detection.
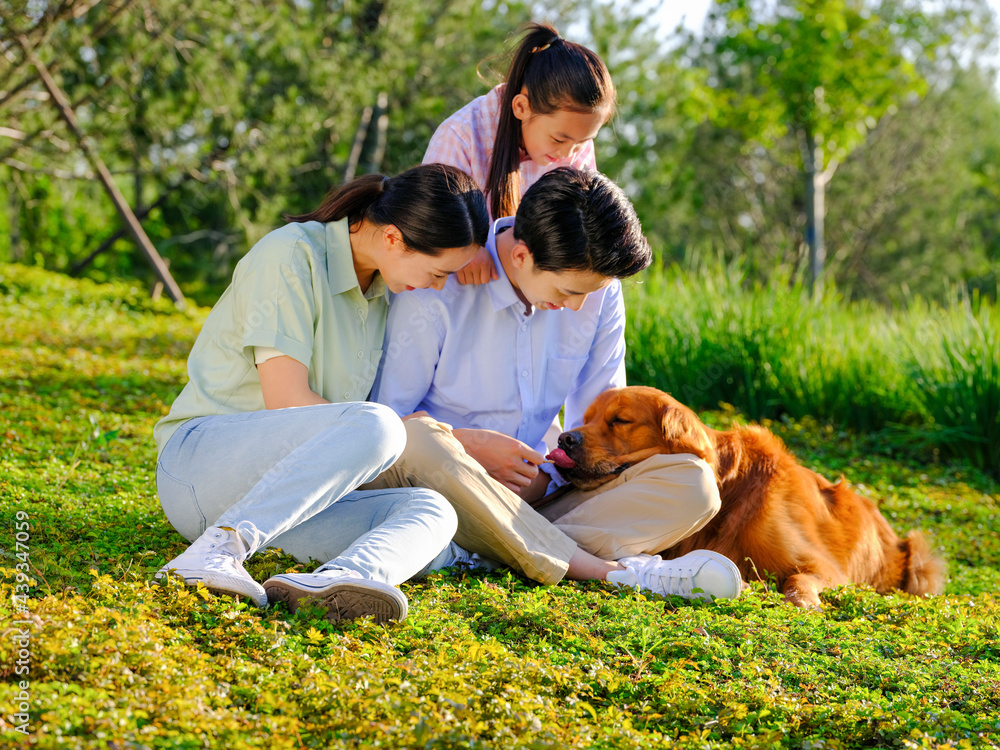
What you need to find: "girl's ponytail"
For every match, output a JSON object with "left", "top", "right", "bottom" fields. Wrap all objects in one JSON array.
[
  {"left": 485, "top": 23, "right": 615, "bottom": 220},
  {"left": 487, "top": 25, "right": 561, "bottom": 220}
]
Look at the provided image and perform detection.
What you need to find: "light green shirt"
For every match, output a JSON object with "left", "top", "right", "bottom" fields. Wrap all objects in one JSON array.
[{"left": 154, "top": 219, "right": 388, "bottom": 457}]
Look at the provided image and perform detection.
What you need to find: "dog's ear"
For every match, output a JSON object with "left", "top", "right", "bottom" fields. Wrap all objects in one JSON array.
[
  {"left": 712, "top": 431, "right": 742, "bottom": 484},
  {"left": 660, "top": 403, "right": 717, "bottom": 467}
]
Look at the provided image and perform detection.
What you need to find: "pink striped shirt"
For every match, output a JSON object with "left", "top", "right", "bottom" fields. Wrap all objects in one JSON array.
[{"left": 423, "top": 84, "right": 597, "bottom": 220}]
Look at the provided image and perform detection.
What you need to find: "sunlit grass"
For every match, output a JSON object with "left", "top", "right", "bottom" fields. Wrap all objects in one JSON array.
[{"left": 1, "top": 262, "right": 998, "bottom": 749}]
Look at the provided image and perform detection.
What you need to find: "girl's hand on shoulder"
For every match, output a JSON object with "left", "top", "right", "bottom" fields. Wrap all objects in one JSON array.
[
  {"left": 456, "top": 246, "right": 499, "bottom": 285},
  {"left": 452, "top": 428, "right": 544, "bottom": 492}
]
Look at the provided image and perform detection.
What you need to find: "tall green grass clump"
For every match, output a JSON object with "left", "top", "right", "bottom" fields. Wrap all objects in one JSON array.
[
  {"left": 905, "top": 290, "right": 1000, "bottom": 474},
  {"left": 624, "top": 261, "right": 999, "bottom": 475}
]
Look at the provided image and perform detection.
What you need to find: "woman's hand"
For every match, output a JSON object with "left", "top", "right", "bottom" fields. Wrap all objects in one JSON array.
[
  {"left": 455, "top": 246, "right": 498, "bottom": 285},
  {"left": 256, "top": 355, "right": 329, "bottom": 409},
  {"left": 401, "top": 411, "right": 430, "bottom": 422},
  {"left": 453, "top": 428, "right": 545, "bottom": 492}
]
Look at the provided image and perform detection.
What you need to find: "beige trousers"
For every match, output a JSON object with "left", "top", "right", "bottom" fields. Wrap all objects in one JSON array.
[{"left": 361, "top": 417, "right": 721, "bottom": 584}]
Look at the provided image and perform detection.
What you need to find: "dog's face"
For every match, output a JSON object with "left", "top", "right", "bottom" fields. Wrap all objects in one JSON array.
[{"left": 548, "top": 386, "right": 717, "bottom": 490}]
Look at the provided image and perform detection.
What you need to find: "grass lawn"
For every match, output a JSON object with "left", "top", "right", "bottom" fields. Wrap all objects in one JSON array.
[{"left": 1, "top": 263, "right": 998, "bottom": 749}]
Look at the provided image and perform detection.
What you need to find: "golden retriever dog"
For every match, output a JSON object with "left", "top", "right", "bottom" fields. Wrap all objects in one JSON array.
[{"left": 547, "top": 386, "right": 946, "bottom": 608}]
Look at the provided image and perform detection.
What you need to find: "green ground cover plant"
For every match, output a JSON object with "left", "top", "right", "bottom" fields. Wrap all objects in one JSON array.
[{"left": 1, "top": 262, "right": 998, "bottom": 749}]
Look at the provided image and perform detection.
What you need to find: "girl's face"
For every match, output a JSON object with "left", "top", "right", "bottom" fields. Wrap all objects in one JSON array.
[
  {"left": 508, "top": 240, "right": 612, "bottom": 311},
  {"left": 512, "top": 93, "right": 606, "bottom": 167},
  {"left": 381, "top": 231, "right": 478, "bottom": 293}
]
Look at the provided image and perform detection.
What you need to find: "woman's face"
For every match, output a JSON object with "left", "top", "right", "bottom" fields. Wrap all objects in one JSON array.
[{"left": 382, "top": 242, "right": 478, "bottom": 294}]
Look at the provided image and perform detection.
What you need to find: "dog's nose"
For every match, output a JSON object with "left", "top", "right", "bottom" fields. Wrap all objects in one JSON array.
[{"left": 558, "top": 431, "right": 582, "bottom": 450}]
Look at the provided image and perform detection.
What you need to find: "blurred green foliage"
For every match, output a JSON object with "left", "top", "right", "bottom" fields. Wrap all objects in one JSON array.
[
  {"left": 0, "top": 0, "right": 537, "bottom": 304},
  {"left": 0, "top": 0, "right": 997, "bottom": 304}
]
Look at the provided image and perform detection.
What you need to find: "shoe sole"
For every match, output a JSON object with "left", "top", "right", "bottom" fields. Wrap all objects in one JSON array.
[
  {"left": 154, "top": 569, "right": 268, "bottom": 608},
  {"left": 264, "top": 577, "right": 407, "bottom": 624}
]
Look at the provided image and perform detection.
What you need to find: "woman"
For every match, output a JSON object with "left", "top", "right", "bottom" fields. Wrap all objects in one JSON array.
[{"left": 154, "top": 164, "right": 488, "bottom": 624}]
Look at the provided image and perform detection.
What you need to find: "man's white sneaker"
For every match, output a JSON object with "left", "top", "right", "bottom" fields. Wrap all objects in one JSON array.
[
  {"left": 155, "top": 522, "right": 267, "bottom": 607},
  {"left": 263, "top": 568, "right": 408, "bottom": 624},
  {"left": 608, "top": 550, "right": 743, "bottom": 601}
]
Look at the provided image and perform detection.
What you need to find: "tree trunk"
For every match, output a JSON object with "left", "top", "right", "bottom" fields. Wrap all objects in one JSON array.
[
  {"left": 7, "top": 187, "right": 22, "bottom": 262},
  {"left": 17, "top": 33, "right": 186, "bottom": 308},
  {"left": 343, "top": 104, "right": 374, "bottom": 182},
  {"left": 359, "top": 91, "right": 389, "bottom": 175},
  {"left": 344, "top": 92, "right": 389, "bottom": 180},
  {"left": 803, "top": 130, "right": 826, "bottom": 295}
]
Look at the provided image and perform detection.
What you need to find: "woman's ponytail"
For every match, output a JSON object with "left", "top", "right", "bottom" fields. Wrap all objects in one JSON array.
[
  {"left": 287, "top": 164, "right": 488, "bottom": 256},
  {"left": 287, "top": 174, "right": 385, "bottom": 225}
]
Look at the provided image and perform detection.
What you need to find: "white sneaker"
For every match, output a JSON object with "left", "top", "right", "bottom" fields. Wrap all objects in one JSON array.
[
  {"left": 263, "top": 568, "right": 408, "bottom": 624},
  {"left": 444, "top": 543, "right": 502, "bottom": 572},
  {"left": 608, "top": 550, "right": 743, "bottom": 601},
  {"left": 155, "top": 522, "right": 267, "bottom": 607}
]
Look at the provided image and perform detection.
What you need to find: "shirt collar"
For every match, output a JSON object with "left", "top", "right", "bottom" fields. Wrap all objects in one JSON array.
[
  {"left": 485, "top": 217, "right": 525, "bottom": 313},
  {"left": 325, "top": 219, "right": 387, "bottom": 300}
]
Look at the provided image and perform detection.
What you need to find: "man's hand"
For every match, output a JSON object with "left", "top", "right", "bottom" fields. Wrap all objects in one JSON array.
[
  {"left": 453, "top": 428, "right": 545, "bottom": 492},
  {"left": 455, "top": 246, "right": 499, "bottom": 285}
]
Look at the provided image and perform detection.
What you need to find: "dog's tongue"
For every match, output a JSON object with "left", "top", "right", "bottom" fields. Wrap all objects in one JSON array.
[{"left": 546, "top": 449, "right": 576, "bottom": 469}]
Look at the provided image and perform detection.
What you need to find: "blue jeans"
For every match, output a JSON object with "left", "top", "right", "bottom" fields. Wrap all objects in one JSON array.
[{"left": 156, "top": 402, "right": 458, "bottom": 585}]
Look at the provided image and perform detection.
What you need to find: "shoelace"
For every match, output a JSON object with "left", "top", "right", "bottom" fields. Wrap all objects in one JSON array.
[
  {"left": 233, "top": 520, "right": 262, "bottom": 557},
  {"left": 635, "top": 555, "right": 695, "bottom": 597},
  {"left": 209, "top": 520, "right": 263, "bottom": 566}
]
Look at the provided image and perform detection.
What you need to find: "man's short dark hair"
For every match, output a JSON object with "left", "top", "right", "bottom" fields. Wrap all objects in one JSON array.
[{"left": 513, "top": 167, "right": 651, "bottom": 279}]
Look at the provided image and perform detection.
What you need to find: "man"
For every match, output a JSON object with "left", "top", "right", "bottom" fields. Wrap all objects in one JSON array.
[{"left": 367, "top": 168, "right": 741, "bottom": 601}]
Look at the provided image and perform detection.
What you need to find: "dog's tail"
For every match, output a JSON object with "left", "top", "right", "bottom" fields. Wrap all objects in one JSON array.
[{"left": 901, "top": 530, "right": 946, "bottom": 597}]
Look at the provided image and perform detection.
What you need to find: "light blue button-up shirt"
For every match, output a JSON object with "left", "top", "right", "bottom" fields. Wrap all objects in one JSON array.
[{"left": 372, "top": 217, "right": 627, "bottom": 463}]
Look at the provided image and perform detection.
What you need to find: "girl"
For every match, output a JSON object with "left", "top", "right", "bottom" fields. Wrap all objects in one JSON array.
[
  {"left": 154, "top": 164, "right": 488, "bottom": 624},
  {"left": 424, "top": 22, "right": 615, "bottom": 283}
]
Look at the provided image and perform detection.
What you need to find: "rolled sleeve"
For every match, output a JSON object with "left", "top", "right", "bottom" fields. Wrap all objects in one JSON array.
[{"left": 237, "top": 257, "right": 316, "bottom": 369}]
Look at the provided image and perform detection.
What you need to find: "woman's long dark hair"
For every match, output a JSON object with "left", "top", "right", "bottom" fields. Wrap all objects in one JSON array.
[
  {"left": 513, "top": 167, "right": 650, "bottom": 279},
  {"left": 486, "top": 23, "right": 615, "bottom": 220},
  {"left": 287, "top": 164, "right": 488, "bottom": 255}
]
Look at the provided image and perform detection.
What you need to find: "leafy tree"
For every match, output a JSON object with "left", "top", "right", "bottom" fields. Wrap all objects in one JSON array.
[
  {"left": 0, "top": 0, "right": 533, "bottom": 302},
  {"left": 697, "top": 0, "right": 962, "bottom": 292},
  {"left": 2, "top": 0, "right": 996, "bottom": 306},
  {"left": 826, "top": 65, "right": 1000, "bottom": 301}
]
